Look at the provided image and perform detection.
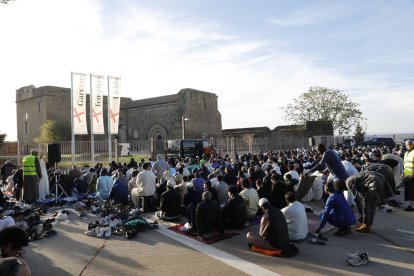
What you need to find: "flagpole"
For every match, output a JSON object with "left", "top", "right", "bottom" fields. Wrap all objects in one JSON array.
[
  {"left": 90, "top": 74, "right": 95, "bottom": 166},
  {"left": 107, "top": 76, "right": 112, "bottom": 164},
  {"left": 71, "top": 72, "right": 75, "bottom": 165}
]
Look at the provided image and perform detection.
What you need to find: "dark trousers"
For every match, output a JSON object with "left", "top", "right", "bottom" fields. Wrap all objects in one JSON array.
[
  {"left": 186, "top": 203, "right": 197, "bottom": 231},
  {"left": 356, "top": 190, "right": 378, "bottom": 226}
]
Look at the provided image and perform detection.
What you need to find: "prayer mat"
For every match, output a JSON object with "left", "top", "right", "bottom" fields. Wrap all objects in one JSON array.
[
  {"left": 168, "top": 225, "right": 239, "bottom": 244},
  {"left": 307, "top": 213, "right": 335, "bottom": 234}
]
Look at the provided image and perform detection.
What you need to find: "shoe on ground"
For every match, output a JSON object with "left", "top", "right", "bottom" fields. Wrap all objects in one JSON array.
[
  {"left": 355, "top": 224, "right": 372, "bottom": 233},
  {"left": 104, "top": 227, "right": 112, "bottom": 238},
  {"left": 85, "top": 228, "right": 99, "bottom": 237},
  {"left": 334, "top": 228, "right": 352, "bottom": 237},
  {"left": 347, "top": 251, "right": 369, "bottom": 266},
  {"left": 96, "top": 227, "right": 106, "bottom": 238},
  {"left": 404, "top": 205, "right": 414, "bottom": 212},
  {"left": 308, "top": 238, "right": 326, "bottom": 245}
]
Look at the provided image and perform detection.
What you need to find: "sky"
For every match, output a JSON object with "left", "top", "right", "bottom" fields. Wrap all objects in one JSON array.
[{"left": 1, "top": 0, "right": 413, "bottom": 141}]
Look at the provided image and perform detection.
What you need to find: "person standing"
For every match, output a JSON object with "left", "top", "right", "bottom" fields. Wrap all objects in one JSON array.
[
  {"left": 37, "top": 151, "right": 49, "bottom": 201},
  {"left": 346, "top": 171, "right": 387, "bottom": 233},
  {"left": 22, "top": 149, "right": 42, "bottom": 204},
  {"left": 306, "top": 144, "right": 348, "bottom": 181},
  {"left": 403, "top": 139, "right": 414, "bottom": 211}
]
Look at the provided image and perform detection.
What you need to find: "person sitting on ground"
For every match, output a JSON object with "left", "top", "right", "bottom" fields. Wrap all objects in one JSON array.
[
  {"left": 284, "top": 174, "right": 298, "bottom": 193},
  {"left": 256, "top": 179, "right": 270, "bottom": 200},
  {"left": 203, "top": 180, "right": 219, "bottom": 203},
  {"left": 108, "top": 170, "right": 129, "bottom": 205},
  {"left": 12, "top": 169, "right": 23, "bottom": 201},
  {"left": 269, "top": 174, "right": 288, "bottom": 210},
  {"left": 191, "top": 172, "right": 205, "bottom": 192},
  {"left": 152, "top": 154, "right": 169, "bottom": 182},
  {"left": 73, "top": 178, "right": 88, "bottom": 195},
  {"left": 246, "top": 198, "right": 290, "bottom": 251},
  {"left": 213, "top": 175, "right": 229, "bottom": 206},
  {"left": 131, "top": 162, "right": 156, "bottom": 209},
  {"left": 196, "top": 191, "right": 224, "bottom": 241},
  {"left": 239, "top": 178, "right": 260, "bottom": 219},
  {"left": 96, "top": 168, "right": 113, "bottom": 201},
  {"left": 128, "top": 170, "right": 139, "bottom": 197},
  {"left": 0, "top": 226, "right": 29, "bottom": 258},
  {"left": 155, "top": 180, "right": 182, "bottom": 220},
  {"left": 184, "top": 182, "right": 202, "bottom": 230},
  {"left": 346, "top": 171, "right": 387, "bottom": 233},
  {"left": 174, "top": 175, "right": 188, "bottom": 204},
  {"left": 222, "top": 185, "right": 247, "bottom": 229},
  {"left": 316, "top": 180, "right": 356, "bottom": 236},
  {"left": 88, "top": 174, "right": 97, "bottom": 194},
  {"left": 0, "top": 257, "right": 31, "bottom": 276},
  {"left": 281, "top": 192, "right": 308, "bottom": 241},
  {"left": 284, "top": 163, "right": 300, "bottom": 181}
]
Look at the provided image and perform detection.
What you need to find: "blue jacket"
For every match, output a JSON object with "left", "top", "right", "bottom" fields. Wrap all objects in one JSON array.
[
  {"left": 309, "top": 149, "right": 348, "bottom": 180},
  {"left": 320, "top": 192, "right": 356, "bottom": 228},
  {"left": 109, "top": 176, "right": 129, "bottom": 204}
]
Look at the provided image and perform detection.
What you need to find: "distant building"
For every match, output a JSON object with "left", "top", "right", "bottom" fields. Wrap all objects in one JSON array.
[
  {"left": 15, "top": 86, "right": 223, "bottom": 146},
  {"left": 119, "top": 88, "right": 222, "bottom": 140}
]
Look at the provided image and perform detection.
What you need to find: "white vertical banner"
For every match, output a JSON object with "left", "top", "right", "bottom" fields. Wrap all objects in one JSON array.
[
  {"left": 108, "top": 76, "right": 121, "bottom": 134},
  {"left": 90, "top": 74, "right": 105, "bottom": 134},
  {"left": 71, "top": 72, "right": 88, "bottom": 135}
]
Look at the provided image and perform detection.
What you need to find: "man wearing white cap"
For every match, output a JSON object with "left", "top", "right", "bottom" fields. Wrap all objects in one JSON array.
[
  {"left": 246, "top": 198, "right": 290, "bottom": 252},
  {"left": 155, "top": 180, "right": 181, "bottom": 220}
]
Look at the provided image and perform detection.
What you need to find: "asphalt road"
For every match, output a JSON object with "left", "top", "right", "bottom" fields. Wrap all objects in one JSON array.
[{"left": 24, "top": 189, "right": 414, "bottom": 276}]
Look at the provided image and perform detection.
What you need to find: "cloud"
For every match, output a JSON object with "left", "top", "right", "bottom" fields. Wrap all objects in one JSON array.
[
  {"left": 267, "top": 1, "right": 360, "bottom": 27},
  {"left": 0, "top": 0, "right": 413, "bottom": 140}
]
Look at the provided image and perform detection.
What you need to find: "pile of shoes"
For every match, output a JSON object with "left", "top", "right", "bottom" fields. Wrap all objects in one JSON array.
[{"left": 347, "top": 251, "right": 369, "bottom": 266}]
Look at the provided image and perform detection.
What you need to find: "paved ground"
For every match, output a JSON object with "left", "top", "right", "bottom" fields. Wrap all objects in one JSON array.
[{"left": 24, "top": 189, "right": 414, "bottom": 276}]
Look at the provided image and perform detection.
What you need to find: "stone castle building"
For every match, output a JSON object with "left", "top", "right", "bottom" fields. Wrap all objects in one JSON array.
[
  {"left": 16, "top": 85, "right": 332, "bottom": 153},
  {"left": 16, "top": 86, "right": 223, "bottom": 145},
  {"left": 119, "top": 88, "right": 222, "bottom": 140}
]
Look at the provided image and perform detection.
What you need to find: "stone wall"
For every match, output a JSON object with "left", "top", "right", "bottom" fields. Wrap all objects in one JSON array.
[
  {"left": 120, "top": 88, "right": 222, "bottom": 140},
  {"left": 16, "top": 86, "right": 222, "bottom": 144}
]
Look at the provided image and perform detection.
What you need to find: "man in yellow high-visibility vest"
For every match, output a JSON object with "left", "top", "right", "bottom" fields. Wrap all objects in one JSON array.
[
  {"left": 403, "top": 139, "right": 414, "bottom": 212},
  {"left": 22, "top": 149, "right": 42, "bottom": 204}
]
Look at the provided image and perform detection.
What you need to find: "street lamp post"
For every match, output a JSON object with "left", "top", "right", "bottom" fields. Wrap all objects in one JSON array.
[{"left": 182, "top": 116, "right": 189, "bottom": 139}]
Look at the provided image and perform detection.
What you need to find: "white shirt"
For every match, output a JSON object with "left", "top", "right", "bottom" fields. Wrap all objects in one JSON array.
[
  {"left": 135, "top": 170, "right": 156, "bottom": 196},
  {"left": 284, "top": 170, "right": 299, "bottom": 181},
  {"left": 281, "top": 201, "right": 308, "bottom": 240}
]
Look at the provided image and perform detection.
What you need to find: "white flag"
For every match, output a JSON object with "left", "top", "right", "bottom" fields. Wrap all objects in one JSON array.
[
  {"left": 90, "top": 74, "right": 105, "bottom": 134},
  {"left": 108, "top": 76, "right": 121, "bottom": 134},
  {"left": 71, "top": 72, "right": 88, "bottom": 135}
]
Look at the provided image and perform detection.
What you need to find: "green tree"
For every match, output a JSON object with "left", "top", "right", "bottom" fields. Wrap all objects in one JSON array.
[
  {"left": 354, "top": 122, "right": 365, "bottom": 144},
  {"left": 281, "top": 86, "right": 363, "bottom": 135},
  {"left": 34, "top": 120, "right": 70, "bottom": 143}
]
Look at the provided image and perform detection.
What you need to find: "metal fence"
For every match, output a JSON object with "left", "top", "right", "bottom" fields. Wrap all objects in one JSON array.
[
  {"left": 7, "top": 134, "right": 392, "bottom": 167},
  {"left": 0, "top": 136, "right": 312, "bottom": 167}
]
